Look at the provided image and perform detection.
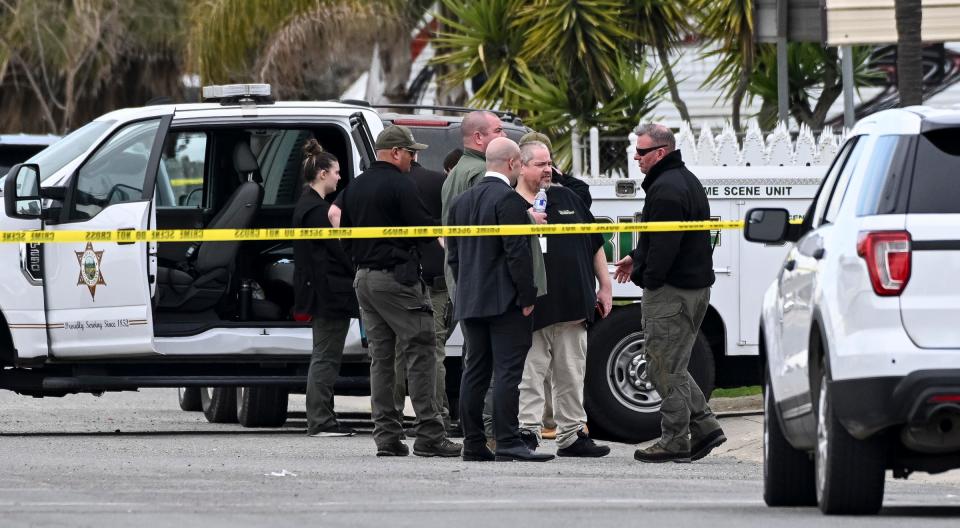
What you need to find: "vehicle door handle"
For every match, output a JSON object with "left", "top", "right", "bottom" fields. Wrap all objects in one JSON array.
[
  {"left": 117, "top": 227, "right": 136, "bottom": 245},
  {"left": 784, "top": 260, "right": 796, "bottom": 271},
  {"left": 813, "top": 248, "right": 826, "bottom": 260}
]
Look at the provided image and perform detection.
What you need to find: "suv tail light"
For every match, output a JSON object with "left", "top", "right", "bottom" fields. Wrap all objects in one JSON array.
[{"left": 856, "top": 231, "right": 911, "bottom": 296}]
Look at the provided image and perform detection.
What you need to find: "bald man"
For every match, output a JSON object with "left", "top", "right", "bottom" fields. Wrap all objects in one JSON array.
[
  {"left": 440, "top": 111, "right": 506, "bottom": 297},
  {"left": 447, "top": 138, "right": 553, "bottom": 462}
]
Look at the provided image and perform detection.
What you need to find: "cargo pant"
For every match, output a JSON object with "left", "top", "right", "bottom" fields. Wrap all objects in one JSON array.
[
  {"left": 305, "top": 317, "right": 350, "bottom": 435},
  {"left": 642, "top": 284, "right": 721, "bottom": 452},
  {"left": 355, "top": 269, "right": 445, "bottom": 449},
  {"left": 393, "top": 283, "right": 452, "bottom": 430}
]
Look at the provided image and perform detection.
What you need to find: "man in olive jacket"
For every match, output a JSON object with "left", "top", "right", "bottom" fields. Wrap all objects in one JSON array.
[{"left": 613, "top": 123, "right": 726, "bottom": 464}]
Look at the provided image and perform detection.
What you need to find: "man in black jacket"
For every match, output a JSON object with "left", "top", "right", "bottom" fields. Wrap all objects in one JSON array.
[
  {"left": 340, "top": 126, "right": 461, "bottom": 458},
  {"left": 447, "top": 137, "right": 554, "bottom": 462},
  {"left": 613, "top": 123, "right": 726, "bottom": 464}
]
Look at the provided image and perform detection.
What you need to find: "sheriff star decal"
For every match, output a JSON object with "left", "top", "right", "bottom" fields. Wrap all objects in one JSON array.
[{"left": 75, "top": 242, "right": 106, "bottom": 300}]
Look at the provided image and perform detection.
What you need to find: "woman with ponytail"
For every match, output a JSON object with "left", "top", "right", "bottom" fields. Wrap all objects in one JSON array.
[{"left": 293, "top": 139, "right": 359, "bottom": 437}]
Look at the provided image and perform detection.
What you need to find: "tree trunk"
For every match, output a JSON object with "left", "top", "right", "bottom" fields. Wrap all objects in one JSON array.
[
  {"left": 655, "top": 38, "right": 690, "bottom": 124},
  {"left": 732, "top": 46, "right": 754, "bottom": 133},
  {"left": 895, "top": 0, "right": 923, "bottom": 106}
]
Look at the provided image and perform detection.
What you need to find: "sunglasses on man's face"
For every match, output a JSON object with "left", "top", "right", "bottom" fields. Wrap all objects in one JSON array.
[{"left": 635, "top": 145, "right": 667, "bottom": 156}]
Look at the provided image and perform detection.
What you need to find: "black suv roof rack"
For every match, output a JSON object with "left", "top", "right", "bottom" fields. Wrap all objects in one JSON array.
[{"left": 371, "top": 104, "right": 522, "bottom": 124}]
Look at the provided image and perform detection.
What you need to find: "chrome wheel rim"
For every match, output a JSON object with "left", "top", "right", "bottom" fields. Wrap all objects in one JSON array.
[{"left": 605, "top": 331, "right": 661, "bottom": 413}]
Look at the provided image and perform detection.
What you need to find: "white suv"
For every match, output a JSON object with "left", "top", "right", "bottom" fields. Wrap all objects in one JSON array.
[
  {"left": 745, "top": 107, "right": 960, "bottom": 514},
  {"left": 0, "top": 85, "right": 384, "bottom": 426}
]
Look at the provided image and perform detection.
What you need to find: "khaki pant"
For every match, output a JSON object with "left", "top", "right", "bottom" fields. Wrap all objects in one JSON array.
[
  {"left": 642, "top": 284, "right": 721, "bottom": 452},
  {"left": 354, "top": 269, "right": 445, "bottom": 449},
  {"left": 518, "top": 321, "right": 588, "bottom": 449},
  {"left": 393, "top": 284, "right": 451, "bottom": 429}
]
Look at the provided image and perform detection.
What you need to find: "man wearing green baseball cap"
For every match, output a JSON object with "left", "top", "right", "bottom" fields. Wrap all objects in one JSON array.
[{"left": 338, "top": 125, "right": 462, "bottom": 458}]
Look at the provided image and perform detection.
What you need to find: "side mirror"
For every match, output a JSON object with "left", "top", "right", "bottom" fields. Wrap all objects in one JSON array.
[
  {"left": 3, "top": 163, "right": 42, "bottom": 219},
  {"left": 744, "top": 208, "right": 790, "bottom": 244}
]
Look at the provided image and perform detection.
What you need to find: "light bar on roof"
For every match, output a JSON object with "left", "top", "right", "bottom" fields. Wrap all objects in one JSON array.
[{"left": 202, "top": 84, "right": 271, "bottom": 101}]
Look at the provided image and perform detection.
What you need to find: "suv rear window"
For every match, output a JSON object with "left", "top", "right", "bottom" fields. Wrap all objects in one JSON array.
[{"left": 909, "top": 128, "right": 960, "bottom": 213}]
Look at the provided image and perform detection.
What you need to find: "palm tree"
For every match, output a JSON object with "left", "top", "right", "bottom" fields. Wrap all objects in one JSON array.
[
  {"left": 627, "top": 0, "right": 693, "bottom": 124},
  {"left": 432, "top": 0, "right": 666, "bottom": 171},
  {"left": 696, "top": 0, "right": 755, "bottom": 132},
  {"left": 187, "top": 0, "right": 428, "bottom": 102},
  {"left": 431, "top": 0, "right": 529, "bottom": 109},
  {"left": 747, "top": 43, "right": 882, "bottom": 130},
  {"left": 895, "top": 0, "right": 923, "bottom": 106}
]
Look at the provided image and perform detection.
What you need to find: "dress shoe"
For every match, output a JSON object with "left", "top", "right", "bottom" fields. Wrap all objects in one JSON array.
[
  {"left": 413, "top": 438, "right": 463, "bottom": 458},
  {"left": 690, "top": 429, "right": 727, "bottom": 461},
  {"left": 556, "top": 430, "right": 610, "bottom": 458},
  {"left": 519, "top": 429, "right": 539, "bottom": 451},
  {"left": 376, "top": 441, "right": 410, "bottom": 457},
  {"left": 495, "top": 445, "right": 555, "bottom": 462},
  {"left": 462, "top": 446, "right": 496, "bottom": 462},
  {"left": 633, "top": 443, "right": 690, "bottom": 464}
]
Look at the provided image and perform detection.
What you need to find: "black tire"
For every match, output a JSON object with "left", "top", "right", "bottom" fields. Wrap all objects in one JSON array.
[
  {"left": 236, "top": 386, "right": 289, "bottom": 428},
  {"left": 178, "top": 387, "right": 203, "bottom": 412},
  {"left": 200, "top": 387, "right": 238, "bottom": 423},
  {"left": 763, "top": 370, "right": 816, "bottom": 506},
  {"left": 814, "top": 367, "right": 886, "bottom": 515},
  {"left": 584, "top": 303, "right": 715, "bottom": 444}
]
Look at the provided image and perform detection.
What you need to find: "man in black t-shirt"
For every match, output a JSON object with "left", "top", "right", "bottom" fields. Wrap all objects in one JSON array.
[
  {"left": 393, "top": 159, "right": 455, "bottom": 435},
  {"left": 339, "top": 126, "right": 461, "bottom": 458},
  {"left": 514, "top": 141, "right": 613, "bottom": 457}
]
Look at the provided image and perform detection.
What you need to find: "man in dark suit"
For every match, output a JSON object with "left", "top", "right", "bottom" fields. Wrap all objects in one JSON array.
[{"left": 447, "top": 137, "right": 554, "bottom": 462}]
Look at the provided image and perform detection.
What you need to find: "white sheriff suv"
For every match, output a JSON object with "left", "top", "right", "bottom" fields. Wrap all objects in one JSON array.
[
  {"left": 745, "top": 107, "right": 960, "bottom": 514},
  {"left": 0, "top": 85, "right": 384, "bottom": 425}
]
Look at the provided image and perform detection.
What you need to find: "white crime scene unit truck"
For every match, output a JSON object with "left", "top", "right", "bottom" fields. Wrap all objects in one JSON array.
[{"left": 0, "top": 84, "right": 824, "bottom": 439}]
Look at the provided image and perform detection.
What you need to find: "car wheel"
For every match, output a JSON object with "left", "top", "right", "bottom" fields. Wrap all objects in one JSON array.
[
  {"left": 814, "top": 368, "right": 886, "bottom": 514},
  {"left": 584, "top": 304, "right": 715, "bottom": 444},
  {"left": 178, "top": 387, "right": 202, "bottom": 412},
  {"left": 763, "top": 370, "right": 816, "bottom": 506},
  {"left": 236, "top": 386, "right": 289, "bottom": 428},
  {"left": 200, "top": 387, "right": 238, "bottom": 424}
]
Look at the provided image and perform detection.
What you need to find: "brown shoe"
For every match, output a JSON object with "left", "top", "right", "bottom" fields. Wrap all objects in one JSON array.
[
  {"left": 541, "top": 427, "right": 557, "bottom": 440},
  {"left": 633, "top": 443, "right": 691, "bottom": 464}
]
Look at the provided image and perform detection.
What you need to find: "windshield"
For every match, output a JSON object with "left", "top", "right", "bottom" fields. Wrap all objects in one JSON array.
[{"left": 27, "top": 120, "right": 115, "bottom": 182}]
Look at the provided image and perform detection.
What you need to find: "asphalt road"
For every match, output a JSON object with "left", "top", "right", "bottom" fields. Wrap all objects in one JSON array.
[{"left": 1, "top": 389, "right": 958, "bottom": 527}]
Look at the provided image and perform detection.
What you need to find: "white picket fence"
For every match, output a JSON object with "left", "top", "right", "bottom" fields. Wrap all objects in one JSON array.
[{"left": 579, "top": 120, "right": 847, "bottom": 180}]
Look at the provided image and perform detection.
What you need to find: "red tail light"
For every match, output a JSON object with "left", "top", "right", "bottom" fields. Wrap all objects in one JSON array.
[
  {"left": 856, "top": 231, "right": 911, "bottom": 296},
  {"left": 929, "top": 394, "right": 960, "bottom": 403}
]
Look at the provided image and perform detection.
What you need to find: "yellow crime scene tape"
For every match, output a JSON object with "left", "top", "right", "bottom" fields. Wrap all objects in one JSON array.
[
  {"left": 0, "top": 220, "right": 751, "bottom": 244},
  {"left": 169, "top": 178, "right": 204, "bottom": 186}
]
